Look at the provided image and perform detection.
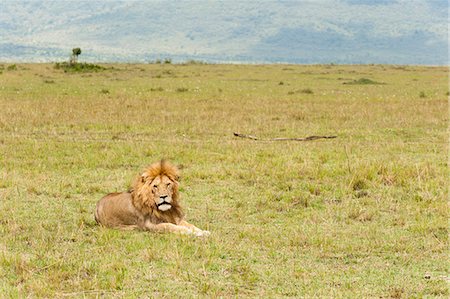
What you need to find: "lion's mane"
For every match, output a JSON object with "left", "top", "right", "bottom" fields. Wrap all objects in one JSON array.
[{"left": 131, "top": 160, "right": 184, "bottom": 223}]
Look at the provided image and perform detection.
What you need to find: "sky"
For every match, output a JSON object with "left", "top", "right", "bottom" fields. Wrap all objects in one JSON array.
[{"left": 0, "top": 0, "right": 448, "bottom": 64}]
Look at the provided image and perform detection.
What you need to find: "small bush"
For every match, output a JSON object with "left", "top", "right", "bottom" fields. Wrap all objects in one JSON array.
[
  {"left": 300, "top": 88, "right": 313, "bottom": 94},
  {"left": 54, "top": 62, "right": 105, "bottom": 73},
  {"left": 419, "top": 91, "right": 426, "bottom": 98},
  {"left": 7, "top": 64, "right": 17, "bottom": 71},
  {"left": 278, "top": 81, "right": 284, "bottom": 85},
  {"left": 343, "top": 78, "right": 384, "bottom": 85},
  {"left": 43, "top": 79, "right": 55, "bottom": 84},
  {"left": 176, "top": 87, "right": 188, "bottom": 92},
  {"left": 100, "top": 89, "right": 110, "bottom": 94},
  {"left": 164, "top": 58, "right": 172, "bottom": 64}
]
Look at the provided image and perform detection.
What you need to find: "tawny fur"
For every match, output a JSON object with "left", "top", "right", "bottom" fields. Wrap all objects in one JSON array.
[{"left": 95, "top": 161, "right": 209, "bottom": 236}]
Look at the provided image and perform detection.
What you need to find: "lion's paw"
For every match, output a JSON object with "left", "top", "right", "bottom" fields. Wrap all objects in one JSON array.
[{"left": 194, "top": 230, "right": 211, "bottom": 237}]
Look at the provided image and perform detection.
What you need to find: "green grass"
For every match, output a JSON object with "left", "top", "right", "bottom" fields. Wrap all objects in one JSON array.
[{"left": 0, "top": 63, "right": 448, "bottom": 298}]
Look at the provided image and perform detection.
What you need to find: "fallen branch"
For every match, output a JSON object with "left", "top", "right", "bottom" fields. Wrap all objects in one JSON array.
[{"left": 233, "top": 132, "right": 337, "bottom": 141}]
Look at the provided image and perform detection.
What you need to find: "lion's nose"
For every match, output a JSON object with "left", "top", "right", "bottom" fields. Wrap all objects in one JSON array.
[{"left": 160, "top": 195, "right": 168, "bottom": 200}]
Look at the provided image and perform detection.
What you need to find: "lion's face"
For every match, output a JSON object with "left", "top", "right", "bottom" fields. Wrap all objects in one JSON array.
[
  {"left": 150, "top": 175, "right": 176, "bottom": 211},
  {"left": 132, "top": 161, "right": 181, "bottom": 216}
]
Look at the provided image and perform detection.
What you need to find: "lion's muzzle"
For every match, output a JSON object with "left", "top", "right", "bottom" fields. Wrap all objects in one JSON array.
[{"left": 156, "top": 195, "right": 172, "bottom": 211}]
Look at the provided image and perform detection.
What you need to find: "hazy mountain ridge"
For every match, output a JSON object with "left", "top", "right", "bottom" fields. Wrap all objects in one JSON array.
[{"left": 0, "top": 0, "right": 447, "bottom": 64}]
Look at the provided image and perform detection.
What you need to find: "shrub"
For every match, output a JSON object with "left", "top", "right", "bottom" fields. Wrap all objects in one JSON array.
[
  {"left": 419, "top": 91, "right": 426, "bottom": 98},
  {"left": 7, "top": 64, "right": 17, "bottom": 71},
  {"left": 176, "top": 87, "right": 188, "bottom": 92},
  {"left": 343, "top": 78, "right": 384, "bottom": 85},
  {"left": 54, "top": 62, "right": 105, "bottom": 73},
  {"left": 300, "top": 88, "right": 313, "bottom": 94}
]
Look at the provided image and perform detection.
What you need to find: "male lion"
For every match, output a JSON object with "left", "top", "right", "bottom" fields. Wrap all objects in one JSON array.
[{"left": 95, "top": 160, "right": 210, "bottom": 237}]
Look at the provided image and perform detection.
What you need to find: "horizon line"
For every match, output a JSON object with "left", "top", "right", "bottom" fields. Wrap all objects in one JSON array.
[{"left": 1, "top": 61, "right": 448, "bottom": 67}]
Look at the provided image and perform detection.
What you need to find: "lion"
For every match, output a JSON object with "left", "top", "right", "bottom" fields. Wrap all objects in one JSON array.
[{"left": 95, "top": 160, "right": 210, "bottom": 237}]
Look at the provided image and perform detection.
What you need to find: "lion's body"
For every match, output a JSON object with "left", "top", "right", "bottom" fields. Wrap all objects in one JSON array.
[
  {"left": 95, "top": 192, "right": 142, "bottom": 229},
  {"left": 95, "top": 161, "right": 209, "bottom": 236}
]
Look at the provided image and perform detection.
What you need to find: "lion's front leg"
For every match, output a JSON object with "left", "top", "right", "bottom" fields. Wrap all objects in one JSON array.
[
  {"left": 179, "top": 220, "right": 210, "bottom": 237},
  {"left": 143, "top": 221, "right": 196, "bottom": 235}
]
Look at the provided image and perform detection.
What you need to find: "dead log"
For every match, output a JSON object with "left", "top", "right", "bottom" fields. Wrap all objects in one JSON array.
[{"left": 233, "top": 132, "right": 337, "bottom": 141}]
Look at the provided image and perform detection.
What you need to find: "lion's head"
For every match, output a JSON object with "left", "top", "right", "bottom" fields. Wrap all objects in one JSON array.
[{"left": 131, "top": 160, "right": 183, "bottom": 222}]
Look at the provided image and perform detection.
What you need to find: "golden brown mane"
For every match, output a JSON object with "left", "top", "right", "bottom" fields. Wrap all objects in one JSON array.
[{"left": 131, "top": 160, "right": 183, "bottom": 223}]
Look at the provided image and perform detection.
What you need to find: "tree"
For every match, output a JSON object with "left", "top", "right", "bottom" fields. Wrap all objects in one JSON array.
[{"left": 70, "top": 48, "right": 82, "bottom": 64}]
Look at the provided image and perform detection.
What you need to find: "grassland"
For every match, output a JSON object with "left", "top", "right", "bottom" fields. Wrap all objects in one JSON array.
[{"left": 0, "top": 62, "right": 448, "bottom": 298}]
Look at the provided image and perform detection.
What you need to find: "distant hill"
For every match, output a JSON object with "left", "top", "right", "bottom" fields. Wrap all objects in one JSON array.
[{"left": 0, "top": 0, "right": 447, "bottom": 64}]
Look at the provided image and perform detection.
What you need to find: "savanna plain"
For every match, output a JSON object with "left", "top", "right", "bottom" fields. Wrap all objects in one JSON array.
[{"left": 0, "top": 63, "right": 448, "bottom": 298}]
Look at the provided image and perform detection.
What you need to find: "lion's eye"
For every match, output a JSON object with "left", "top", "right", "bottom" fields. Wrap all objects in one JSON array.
[
  {"left": 167, "top": 183, "right": 171, "bottom": 187},
  {"left": 153, "top": 185, "right": 158, "bottom": 189}
]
